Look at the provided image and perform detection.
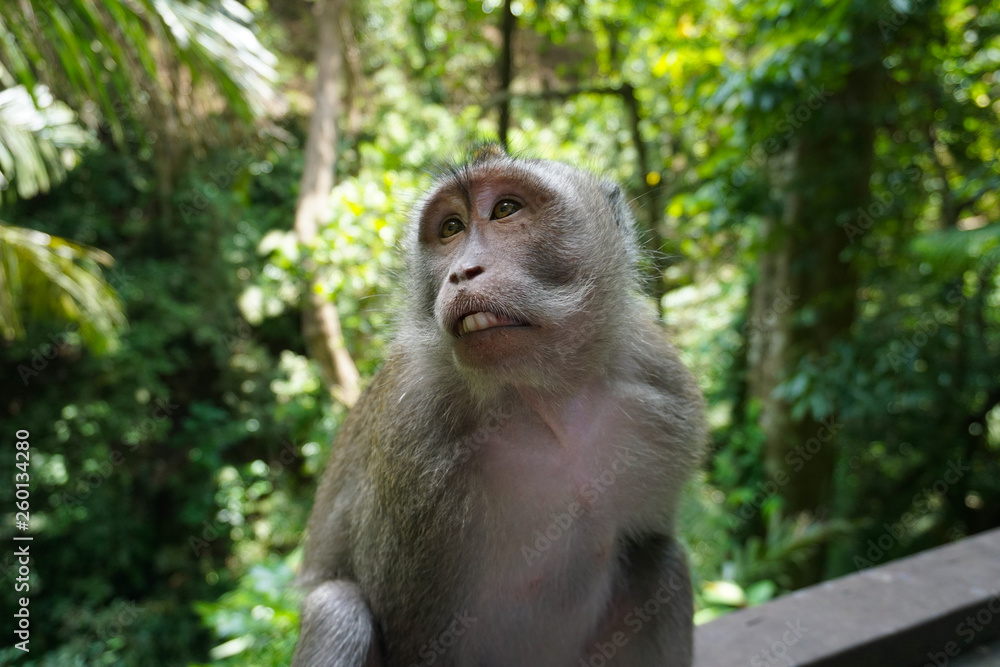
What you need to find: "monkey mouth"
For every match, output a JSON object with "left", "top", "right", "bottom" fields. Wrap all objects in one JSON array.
[{"left": 455, "top": 311, "right": 529, "bottom": 336}]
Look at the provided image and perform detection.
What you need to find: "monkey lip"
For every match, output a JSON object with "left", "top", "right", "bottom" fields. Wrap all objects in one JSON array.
[{"left": 456, "top": 311, "right": 528, "bottom": 336}]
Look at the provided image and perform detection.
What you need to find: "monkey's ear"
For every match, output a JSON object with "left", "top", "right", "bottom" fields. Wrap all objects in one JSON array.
[{"left": 602, "top": 180, "right": 636, "bottom": 230}]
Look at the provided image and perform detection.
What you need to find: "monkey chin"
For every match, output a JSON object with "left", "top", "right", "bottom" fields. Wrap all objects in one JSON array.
[{"left": 451, "top": 324, "right": 538, "bottom": 371}]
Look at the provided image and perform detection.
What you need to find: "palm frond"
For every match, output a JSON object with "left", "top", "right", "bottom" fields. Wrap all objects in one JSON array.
[
  {"left": 0, "top": 222, "right": 126, "bottom": 354},
  {"left": 0, "top": 0, "right": 281, "bottom": 350},
  {"left": 0, "top": 84, "right": 92, "bottom": 199},
  {"left": 152, "top": 0, "right": 281, "bottom": 117},
  {"left": 0, "top": 0, "right": 281, "bottom": 143}
]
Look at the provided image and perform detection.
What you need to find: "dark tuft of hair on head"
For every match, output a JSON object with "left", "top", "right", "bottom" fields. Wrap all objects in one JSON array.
[
  {"left": 467, "top": 142, "right": 508, "bottom": 164},
  {"left": 425, "top": 142, "right": 517, "bottom": 210}
]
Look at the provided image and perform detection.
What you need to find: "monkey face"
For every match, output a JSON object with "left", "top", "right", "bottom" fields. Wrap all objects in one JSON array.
[{"left": 411, "top": 155, "right": 630, "bottom": 381}]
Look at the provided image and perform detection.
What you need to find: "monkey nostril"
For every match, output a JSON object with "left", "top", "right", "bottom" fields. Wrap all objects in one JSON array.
[{"left": 450, "top": 266, "right": 484, "bottom": 284}]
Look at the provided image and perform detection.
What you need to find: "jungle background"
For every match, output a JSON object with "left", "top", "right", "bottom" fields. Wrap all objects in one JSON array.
[{"left": 0, "top": 0, "right": 999, "bottom": 664}]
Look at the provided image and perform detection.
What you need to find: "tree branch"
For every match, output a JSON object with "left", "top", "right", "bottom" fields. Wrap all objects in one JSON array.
[
  {"left": 293, "top": 0, "right": 361, "bottom": 407},
  {"left": 497, "top": 0, "right": 516, "bottom": 150}
]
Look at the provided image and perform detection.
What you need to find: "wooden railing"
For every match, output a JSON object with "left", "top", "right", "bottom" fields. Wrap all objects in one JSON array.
[{"left": 694, "top": 527, "right": 1000, "bottom": 666}]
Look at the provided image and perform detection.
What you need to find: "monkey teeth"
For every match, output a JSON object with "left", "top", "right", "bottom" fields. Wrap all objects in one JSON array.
[{"left": 458, "top": 311, "right": 520, "bottom": 335}]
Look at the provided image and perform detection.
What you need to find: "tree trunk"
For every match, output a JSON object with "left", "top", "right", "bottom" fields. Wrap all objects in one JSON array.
[
  {"left": 339, "top": 2, "right": 364, "bottom": 146},
  {"left": 497, "top": 0, "right": 516, "bottom": 150},
  {"left": 748, "top": 56, "right": 883, "bottom": 585},
  {"left": 620, "top": 82, "right": 668, "bottom": 311},
  {"left": 294, "top": 0, "right": 361, "bottom": 407}
]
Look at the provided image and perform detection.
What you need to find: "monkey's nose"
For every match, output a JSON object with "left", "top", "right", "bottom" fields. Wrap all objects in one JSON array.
[{"left": 449, "top": 265, "right": 484, "bottom": 284}]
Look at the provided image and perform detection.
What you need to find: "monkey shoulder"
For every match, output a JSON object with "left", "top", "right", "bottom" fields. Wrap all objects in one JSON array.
[
  {"left": 340, "top": 353, "right": 470, "bottom": 512},
  {"left": 610, "top": 321, "right": 706, "bottom": 455},
  {"left": 326, "top": 355, "right": 438, "bottom": 457},
  {"left": 299, "top": 357, "right": 414, "bottom": 585}
]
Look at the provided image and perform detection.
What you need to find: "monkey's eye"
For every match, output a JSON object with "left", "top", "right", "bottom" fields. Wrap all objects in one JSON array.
[
  {"left": 440, "top": 218, "right": 465, "bottom": 239},
  {"left": 491, "top": 199, "right": 521, "bottom": 220}
]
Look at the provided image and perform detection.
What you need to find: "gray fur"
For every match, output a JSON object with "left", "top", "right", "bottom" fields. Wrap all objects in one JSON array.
[{"left": 293, "top": 148, "right": 705, "bottom": 667}]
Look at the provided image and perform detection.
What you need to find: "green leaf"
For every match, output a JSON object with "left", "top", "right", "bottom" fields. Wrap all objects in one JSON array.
[
  {"left": 0, "top": 222, "right": 125, "bottom": 353},
  {"left": 0, "top": 85, "right": 92, "bottom": 200}
]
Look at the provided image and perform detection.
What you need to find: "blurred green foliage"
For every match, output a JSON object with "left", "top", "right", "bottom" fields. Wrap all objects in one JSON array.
[{"left": 0, "top": 0, "right": 999, "bottom": 665}]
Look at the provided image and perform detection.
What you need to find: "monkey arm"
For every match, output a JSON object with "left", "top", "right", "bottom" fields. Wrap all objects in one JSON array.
[
  {"left": 579, "top": 328, "right": 702, "bottom": 667},
  {"left": 623, "top": 535, "right": 694, "bottom": 667},
  {"left": 291, "top": 580, "right": 382, "bottom": 667},
  {"left": 583, "top": 534, "right": 694, "bottom": 667},
  {"left": 299, "top": 358, "right": 406, "bottom": 589},
  {"left": 295, "top": 365, "right": 400, "bottom": 667},
  {"left": 294, "top": 457, "right": 382, "bottom": 667}
]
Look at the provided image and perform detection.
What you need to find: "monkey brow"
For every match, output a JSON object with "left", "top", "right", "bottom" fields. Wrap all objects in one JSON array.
[{"left": 446, "top": 165, "right": 474, "bottom": 211}]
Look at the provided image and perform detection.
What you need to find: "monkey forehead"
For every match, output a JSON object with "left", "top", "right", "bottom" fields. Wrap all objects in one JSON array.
[{"left": 416, "top": 158, "right": 600, "bottom": 222}]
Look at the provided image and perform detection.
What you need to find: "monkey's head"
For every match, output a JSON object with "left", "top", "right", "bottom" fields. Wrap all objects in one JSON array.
[{"left": 404, "top": 146, "right": 644, "bottom": 393}]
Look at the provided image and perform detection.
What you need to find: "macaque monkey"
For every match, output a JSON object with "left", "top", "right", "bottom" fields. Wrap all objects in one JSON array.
[{"left": 293, "top": 145, "right": 705, "bottom": 667}]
